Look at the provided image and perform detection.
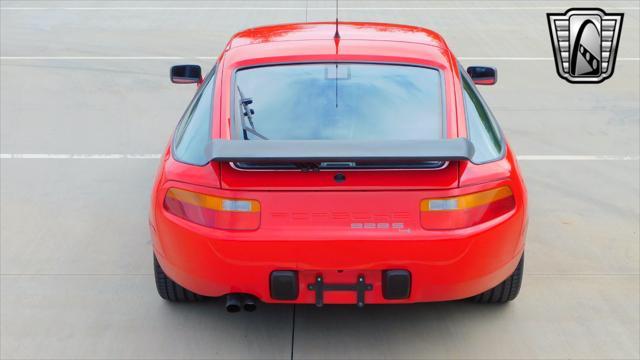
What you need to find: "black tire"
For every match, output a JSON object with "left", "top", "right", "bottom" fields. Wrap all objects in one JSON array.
[
  {"left": 471, "top": 254, "right": 524, "bottom": 303},
  {"left": 154, "top": 255, "right": 206, "bottom": 302}
]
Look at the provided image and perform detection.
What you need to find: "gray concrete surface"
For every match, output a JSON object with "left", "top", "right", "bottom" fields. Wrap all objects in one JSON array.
[{"left": 1, "top": 1, "right": 639, "bottom": 359}]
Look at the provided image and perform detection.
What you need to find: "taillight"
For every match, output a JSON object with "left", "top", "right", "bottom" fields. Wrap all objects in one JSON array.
[
  {"left": 420, "top": 186, "right": 515, "bottom": 230},
  {"left": 163, "top": 188, "right": 260, "bottom": 230}
]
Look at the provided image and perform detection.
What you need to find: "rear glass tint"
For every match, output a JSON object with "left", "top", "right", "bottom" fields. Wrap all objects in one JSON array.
[
  {"left": 173, "top": 68, "right": 216, "bottom": 165},
  {"left": 233, "top": 63, "right": 444, "bottom": 141},
  {"left": 460, "top": 70, "right": 504, "bottom": 163}
]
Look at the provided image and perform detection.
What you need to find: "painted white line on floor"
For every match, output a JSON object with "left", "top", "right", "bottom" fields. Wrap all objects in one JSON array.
[
  {"left": 460, "top": 57, "right": 553, "bottom": 61},
  {"left": 518, "top": 155, "right": 639, "bottom": 161},
  {"left": 2, "top": 7, "right": 638, "bottom": 11},
  {"left": 0, "top": 56, "right": 217, "bottom": 60},
  {"left": 1, "top": 154, "right": 638, "bottom": 161},
  {"left": 459, "top": 57, "right": 640, "bottom": 61},
  {"left": 0, "top": 154, "right": 162, "bottom": 159}
]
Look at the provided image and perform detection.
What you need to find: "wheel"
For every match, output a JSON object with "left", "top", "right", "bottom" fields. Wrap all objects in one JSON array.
[
  {"left": 154, "top": 255, "right": 206, "bottom": 302},
  {"left": 471, "top": 254, "right": 524, "bottom": 303}
]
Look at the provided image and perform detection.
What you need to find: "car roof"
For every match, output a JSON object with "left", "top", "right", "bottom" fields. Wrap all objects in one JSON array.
[
  {"left": 227, "top": 22, "right": 450, "bottom": 50},
  {"left": 222, "top": 22, "right": 454, "bottom": 68}
]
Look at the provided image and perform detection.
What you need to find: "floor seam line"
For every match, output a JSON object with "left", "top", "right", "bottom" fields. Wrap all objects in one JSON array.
[{"left": 290, "top": 304, "right": 296, "bottom": 360}]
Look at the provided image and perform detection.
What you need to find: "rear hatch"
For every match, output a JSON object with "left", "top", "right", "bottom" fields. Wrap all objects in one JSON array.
[
  {"left": 215, "top": 163, "right": 461, "bottom": 243},
  {"left": 218, "top": 61, "right": 465, "bottom": 226}
]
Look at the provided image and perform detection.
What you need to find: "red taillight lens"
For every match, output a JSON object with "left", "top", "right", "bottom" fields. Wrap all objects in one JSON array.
[
  {"left": 163, "top": 188, "right": 260, "bottom": 230},
  {"left": 420, "top": 186, "right": 515, "bottom": 230}
]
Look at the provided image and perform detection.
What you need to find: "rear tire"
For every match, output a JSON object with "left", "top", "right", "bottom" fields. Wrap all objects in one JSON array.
[
  {"left": 471, "top": 254, "right": 524, "bottom": 303},
  {"left": 154, "top": 255, "right": 206, "bottom": 302}
]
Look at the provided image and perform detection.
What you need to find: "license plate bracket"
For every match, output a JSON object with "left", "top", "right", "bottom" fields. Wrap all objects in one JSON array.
[{"left": 307, "top": 274, "right": 373, "bottom": 307}]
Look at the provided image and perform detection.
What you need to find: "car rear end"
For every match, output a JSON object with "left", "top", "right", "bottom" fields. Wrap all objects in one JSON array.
[
  {"left": 151, "top": 35, "right": 527, "bottom": 306},
  {"left": 153, "top": 175, "right": 525, "bottom": 305}
]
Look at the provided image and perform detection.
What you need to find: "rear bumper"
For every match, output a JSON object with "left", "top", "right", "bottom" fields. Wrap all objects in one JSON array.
[{"left": 151, "top": 190, "right": 527, "bottom": 304}]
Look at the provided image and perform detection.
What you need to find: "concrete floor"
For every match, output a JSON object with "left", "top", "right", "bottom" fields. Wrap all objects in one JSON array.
[{"left": 1, "top": 1, "right": 639, "bottom": 359}]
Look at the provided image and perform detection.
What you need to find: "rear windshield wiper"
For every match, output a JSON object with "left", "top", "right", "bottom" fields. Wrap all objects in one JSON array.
[{"left": 237, "top": 85, "right": 268, "bottom": 140}]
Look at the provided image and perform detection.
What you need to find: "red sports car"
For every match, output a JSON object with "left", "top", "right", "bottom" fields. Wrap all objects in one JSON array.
[{"left": 150, "top": 22, "right": 528, "bottom": 311}]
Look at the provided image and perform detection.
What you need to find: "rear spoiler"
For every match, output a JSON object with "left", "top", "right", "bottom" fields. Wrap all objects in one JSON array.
[{"left": 208, "top": 138, "right": 475, "bottom": 164}]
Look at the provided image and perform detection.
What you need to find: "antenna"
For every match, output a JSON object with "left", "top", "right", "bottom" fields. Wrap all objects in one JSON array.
[
  {"left": 333, "top": 0, "right": 340, "bottom": 108},
  {"left": 334, "top": 0, "right": 340, "bottom": 39}
]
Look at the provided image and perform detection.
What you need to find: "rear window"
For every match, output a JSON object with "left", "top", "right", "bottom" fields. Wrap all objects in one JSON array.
[{"left": 233, "top": 63, "right": 445, "bottom": 141}]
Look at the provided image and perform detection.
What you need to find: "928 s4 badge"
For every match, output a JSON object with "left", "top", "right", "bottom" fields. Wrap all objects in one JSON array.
[{"left": 547, "top": 8, "right": 624, "bottom": 83}]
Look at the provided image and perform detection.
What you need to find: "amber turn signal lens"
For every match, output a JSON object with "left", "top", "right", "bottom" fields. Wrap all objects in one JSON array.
[
  {"left": 420, "top": 186, "right": 515, "bottom": 230},
  {"left": 164, "top": 188, "right": 260, "bottom": 230}
]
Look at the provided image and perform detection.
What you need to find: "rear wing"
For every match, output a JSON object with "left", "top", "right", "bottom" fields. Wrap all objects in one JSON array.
[{"left": 207, "top": 138, "right": 475, "bottom": 164}]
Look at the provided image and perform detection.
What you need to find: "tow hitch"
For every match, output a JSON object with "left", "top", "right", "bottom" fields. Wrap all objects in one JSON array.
[{"left": 308, "top": 274, "right": 373, "bottom": 307}]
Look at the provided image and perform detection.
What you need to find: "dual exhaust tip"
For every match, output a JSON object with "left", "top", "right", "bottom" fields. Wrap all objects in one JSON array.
[{"left": 225, "top": 294, "right": 257, "bottom": 313}]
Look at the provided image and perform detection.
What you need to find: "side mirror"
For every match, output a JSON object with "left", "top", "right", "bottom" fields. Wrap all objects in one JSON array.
[
  {"left": 170, "top": 65, "right": 202, "bottom": 84},
  {"left": 467, "top": 66, "right": 497, "bottom": 85}
]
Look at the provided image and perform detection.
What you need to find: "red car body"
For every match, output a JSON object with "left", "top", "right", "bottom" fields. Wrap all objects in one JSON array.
[{"left": 150, "top": 22, "right": 528, "bottom": 306}]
